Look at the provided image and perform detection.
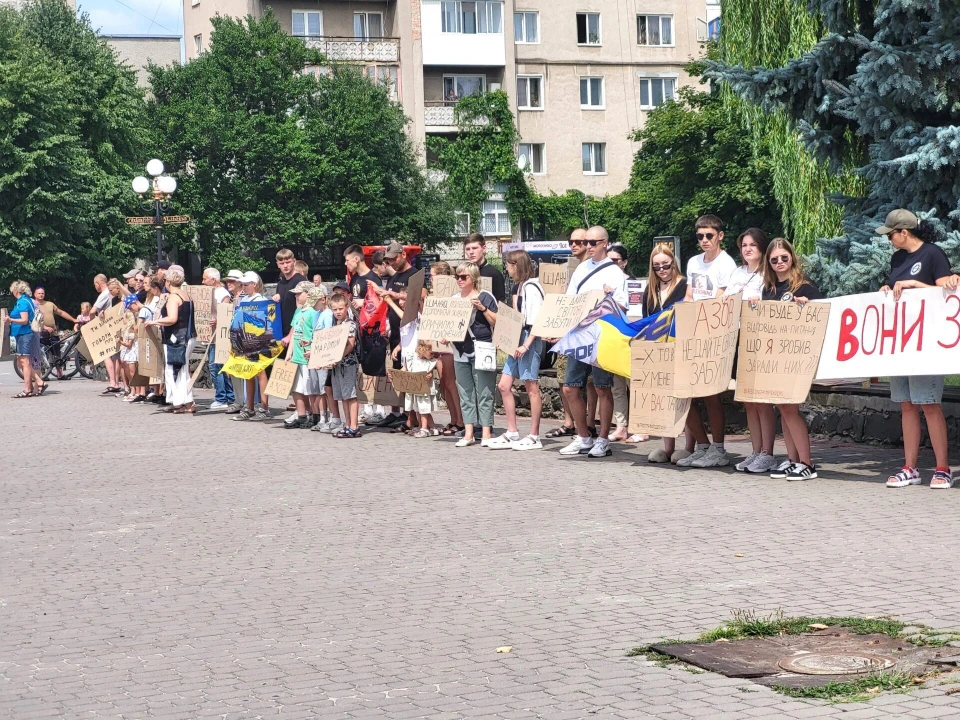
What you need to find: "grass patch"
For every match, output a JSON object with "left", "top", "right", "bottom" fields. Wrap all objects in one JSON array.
[
  {"left": 773, "top": 671, "right": 919, "bottom": 703},
  {"left": 695, "top": 609, "right": 904, "bottom": 643},
  {"left": 627, "top": 645, "right": 705, "bottom": 673}
]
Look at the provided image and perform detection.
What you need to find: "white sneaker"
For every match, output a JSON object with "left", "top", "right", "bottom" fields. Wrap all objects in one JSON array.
[
  {"left": 691, "top": 445, "right": 730, "bottom": 468},
  {"left": 285, "top": 410, "right": 298, "bottom": 423},
  {"left": 486, "top": 433, "right": 520, "bottom": 449},
  {"left": 455, "top": 436, "right": 476, "bottom": 448},
  {"left": 209, "top": 401, "right": 228, "bottom": 410},
  {"left": 320, "top": 419, "right": 343, "bottom": 434},
  {"left": 559, "top": 436, "right": 594, "bottom": 456},
  {"left": 676, "top": 445, "right": 709, "bottom": 467},
  {"left": 363, "top": 411, "right": 385, "bottom": 426},
  {"left": 512, "top": 435, "right": 542, "bottom": 451},
  {"left": 770, "top": 460, "right": 796, "bottom": 479},
  {"left": 587, "top": 438, "right": 612, "bottom": 458},
  {"left": 745, "top": 452, "right": 779, "bottom": 474},
  {"left": 734, "top": 452, "right": 759, "bottom": 472}
]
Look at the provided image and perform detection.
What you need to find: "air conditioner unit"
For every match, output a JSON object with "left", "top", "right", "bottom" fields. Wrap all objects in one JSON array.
[{"left": 489, "top": 82, "right": 502, "bottom": 91}]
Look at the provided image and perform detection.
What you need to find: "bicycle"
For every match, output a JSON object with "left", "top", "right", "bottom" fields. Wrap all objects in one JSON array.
[{"left": 14, "top": 330, "right": 97, "bottom": 382}]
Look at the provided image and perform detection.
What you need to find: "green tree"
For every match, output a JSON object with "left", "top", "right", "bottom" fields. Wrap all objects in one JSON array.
[
  {"left": 148, "top": 13, "right": 450, "bottom": 270},
  {"left": 0, "top": 0, "right": 151, "bottom": 305}
]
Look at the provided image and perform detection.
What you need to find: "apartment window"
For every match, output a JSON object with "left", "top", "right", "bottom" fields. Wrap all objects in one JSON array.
[
  {"left": 365, "top": 65, "right": 399, "bottom": 100},
  {"left": 441, "top": 1, "right": 503, "bottom": 34},
  {"left": 443, "top": 75, "right": 485, "bottom": 103},
  {"left": 516, "top": 75, "right": 543, "bottom": 109},
  {"left": 481, "top": 200, "right": 511, "bottom": 234},
  {"left": 292, "top": 10, "right": 322, "bottom": 38},
  {"left": 454, "top": 212, "right": 471, "bottom": 236},
  {"left": 303, "top": 65, "right": 332, "bottom": 78},
  {"left": 579, "top": 77, "right": 603, "bottom": 108},
  {"left": 638, "top": 77, "right": 676, "bottom": 109},
  {"left": 193, "top": 34, "right": 202, "bottom": 55},
  {"left": 637, "top": 14, "right": 673, "bottom": 46},
  {"left": 576, "top": 12, "right": 601, "bottom": 45},
  {"left": 514, "top": 11, "right": 538, "bottom": 43},
  {"left": 354, "top": 12, "right": 384, "bottom": 40},
  {"left": 518, "top": 143, "right": 544, "bottom": 174},
  {"left": 582, "top": 143, "right": 606, "bottom": 174}
]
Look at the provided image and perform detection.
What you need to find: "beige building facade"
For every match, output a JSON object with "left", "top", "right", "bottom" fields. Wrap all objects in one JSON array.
[
  {"left": 103, "top": 35, "right": 182, "bottom": 88},
  {"left": 183, "top": 0, "right": 720, "bottom": 235}
]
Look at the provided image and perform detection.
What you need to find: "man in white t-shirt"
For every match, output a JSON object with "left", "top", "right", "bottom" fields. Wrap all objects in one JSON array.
[
  {"left": 558, "top": 226, "right": 627, "bottom": 459},
  {"left": 678, "top": 215, "right": 736, "bottom": 468},
  {"left": 202, "top": 267, "right": 236, "bottom": 410}
]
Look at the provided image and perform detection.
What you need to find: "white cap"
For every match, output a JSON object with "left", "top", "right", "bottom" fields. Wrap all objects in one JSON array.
[{"left": 240, "top": 271, "right": 260, "bottom": 284}]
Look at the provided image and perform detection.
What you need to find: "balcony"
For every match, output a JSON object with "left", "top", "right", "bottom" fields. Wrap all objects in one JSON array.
[
  {"left": 300, "top": 36, "right": 400, "bottom": 63},
  {"left": 424, "top": 101, "right": 489, "bottom": 131}
]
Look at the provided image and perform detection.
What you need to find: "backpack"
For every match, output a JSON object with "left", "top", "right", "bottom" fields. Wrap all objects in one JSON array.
[{"left": 30, "top": 301, "right": 43, "bottom": 333}]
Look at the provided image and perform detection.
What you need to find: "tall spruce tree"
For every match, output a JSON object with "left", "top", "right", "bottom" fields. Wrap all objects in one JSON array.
[{"left": 708, "top": 0, "right": 960, "bottom": 295}]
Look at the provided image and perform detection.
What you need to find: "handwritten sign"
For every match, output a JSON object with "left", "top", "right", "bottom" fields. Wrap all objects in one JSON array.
[
  {"left": 480, "top": 276, "right": 493, "bottom": 294},
  {"left": 187, "top": 285, "right": 215, "bottom": 343},
  {"left": 80, "top": 316, "right": 121, "bottom": 365},
  {"left": 539, "top": 263, "right": 569, "bottom": 294},
  {"left": 214, "top": 303, "right": 234, "bottom": 365},
  {"left": 529, "top": 291, "right": 604, "bottom": 338},
  {"left": 137, "top": 325, "right": 164, "bottom": 377},
  {"left": 388, "top": 368, "right": 432, "bottom": 395},
  {"left": 307, "top": 324, "right": 351, "bottom": 369},
  {"left": 736, "top": 301, "right": 831, "bottom": 404},
  {"left": 357, "top": 371, "right": 401, "bottom": 407},
  {"left": 629, "top": 340, "right": 690, "bottom": 438},
  {"left": 672, "top": 294, "right": 742, "bottom": 398},
  {"left": 418, "top": 296, "right": 474, "bottom": 342},
  {"left": 401, "top": 269, "right": 425, "bottom": 327},
  {"left": 432, "top": 274, "right": 457, "bottom": 297},
  {"left": 815, "top": 288, "right": 960, "bottom": 379},
  {"left": 264, "top": 359, "right": 297, "bottom": 399},
  {"left": 492, "top": 303, "right": 523, "bottom": 355}
]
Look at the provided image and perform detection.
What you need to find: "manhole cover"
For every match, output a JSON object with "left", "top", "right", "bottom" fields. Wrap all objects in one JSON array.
[{"left": 778, "top": 652, "right": 896, "bottom": 675}]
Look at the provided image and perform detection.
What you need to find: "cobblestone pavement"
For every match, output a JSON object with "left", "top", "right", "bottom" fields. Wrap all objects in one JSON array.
[{"left": 3, "top": 376, "right": 960, "bottom": 719}]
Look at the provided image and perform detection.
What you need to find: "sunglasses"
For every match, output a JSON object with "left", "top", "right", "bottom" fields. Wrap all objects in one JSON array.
[
  {"left": 585, "top": 239, "right": 605, "bottom": 247},
  {"left": 696, "top": 232, "right": 717, "bottom": 241},
  {"left": 456, "top": 274, "right": 470, "bottom": 281},
  {"left": 568, "top": 239, "right": 584, "bottom": 246},
  {"left": 652, "top": 263, "right": 673, "bottom": 271},
  {"left": 770, "top": 255, "right": 791, "bottom": 265}
]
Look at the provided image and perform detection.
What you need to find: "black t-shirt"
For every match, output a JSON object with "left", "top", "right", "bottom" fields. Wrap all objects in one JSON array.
[
  {"left": 136, "top": 290, "right": 148, "bottom": 303},
  {"left": 386, "top": 266, "right": 419, "bottom": 344},
  {"left": 453, "top": 291, "right": 498, "bottom": 356},
  {"left": 887, "top": 242, "right": 951, "bottom": 287},
  {"left": 640, "top": 279, "right": 687, "bottom": 317},
  {"left": 761, "top": 279, "right": 822, "bottom": 302},
  {"left": 478, "top": 261, "right": 506, "bottom": 302},
  {"left": 276, "top": 272, "right": 306, "bottom": 336},
  {"left": 349, "top": 270, "right": 382, "bottom": 304}
]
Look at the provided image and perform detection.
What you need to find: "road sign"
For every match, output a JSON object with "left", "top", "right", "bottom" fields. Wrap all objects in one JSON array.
[
  {"left": 126, "top": 216, "right": 156, "bottom": 225},
  {"left": 163, "top": 215, "right": 190, "bottom": 224}
]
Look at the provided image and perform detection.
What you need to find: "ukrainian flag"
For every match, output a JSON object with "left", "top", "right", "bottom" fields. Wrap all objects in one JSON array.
[{"left": 552, "top": 296, "right": 675, "bottom": 378}]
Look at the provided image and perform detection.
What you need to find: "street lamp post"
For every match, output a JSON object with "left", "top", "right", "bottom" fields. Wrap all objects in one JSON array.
[{"left": 132, "top": 159, "right": 177, "bottom": 263}]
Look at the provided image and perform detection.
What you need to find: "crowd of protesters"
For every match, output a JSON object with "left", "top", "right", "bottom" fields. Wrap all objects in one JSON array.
[{"left": 8, "top": 210, "right": 960, "bottom": 488}]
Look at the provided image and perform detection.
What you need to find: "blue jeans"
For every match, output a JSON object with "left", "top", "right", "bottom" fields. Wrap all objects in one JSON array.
[{"left": 207, "top": 344, "right": 235, "bottom": 404}]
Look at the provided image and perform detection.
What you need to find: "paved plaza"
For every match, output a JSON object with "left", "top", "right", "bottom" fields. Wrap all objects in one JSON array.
[{"left": 3, "top": 373, "right": 960, "bottom": 719}]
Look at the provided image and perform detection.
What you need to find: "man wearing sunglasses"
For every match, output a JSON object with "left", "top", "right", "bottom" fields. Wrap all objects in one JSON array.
[
  {"left": 558, "top": 226, "right": 628, "bottom": 459},
  {"left": 678, "top": 214, "right": 738, "bottom": 468}
]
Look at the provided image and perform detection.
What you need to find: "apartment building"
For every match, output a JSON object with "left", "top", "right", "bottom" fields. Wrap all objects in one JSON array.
[{"left": 184, "top": 0, "right": 720, "bottom": 236}]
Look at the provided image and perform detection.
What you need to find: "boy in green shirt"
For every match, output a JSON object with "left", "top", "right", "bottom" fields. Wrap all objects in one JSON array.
[{"left": 284, "top": 282, "right": 322, "bottom": 428}]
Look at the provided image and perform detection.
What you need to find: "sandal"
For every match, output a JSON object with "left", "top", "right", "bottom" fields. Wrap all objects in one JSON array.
[
  {"left": 390, "top": 424, "right": 414, "bottom": 434},
  {"left": 545, "top": 425, "right": 576, "bottom": 439},
  {"left": 441, "top": 424, "right": 465, "bottom": 436},
  {"left": 625, "top": 434, "right": 649, "bottom": 443},
  {"left": 36, "top": 383, "right": 48, "bottom": 397},
  {"left": 334, "top": 428, "right": 362, "bottom": 438},
  {"left": 411, "top": 428, "right": 432, "bottom": 438},
  {"left": 101, "top": 386, "right": 120, "bottom": 395},
  {"left": 13, "top": 391, "right": 33, "bottom": 399}
]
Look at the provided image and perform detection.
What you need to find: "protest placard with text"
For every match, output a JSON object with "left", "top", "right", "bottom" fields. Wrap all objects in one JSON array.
[
  {"left": 736, "top": 301, "right": 831, "bottom": 403},
  {"left": 538, "top": 263, "right": 569, "bottom": 294},
  {"left": 431, "top": 274, "right": 457, "bottom": 298},
  {"left": 215, "top": 303, "right": 234, "bottom": 364},
  {"left": 388, "top": 368, "right": 432, "bottom": 395},
  {"left": 357, "top": 371, "right": 401, "bottom": 407},
  {"left": 187, "top": 285, "right": 215, "bottom": 343},
  {"left": 529, "top": 291, "right": 604, "bottom": 338},
  {"left": 479, "top": 276, "right": 492, "bottom": 294},
  {"left": 307, "top": 324, "right": 351, "bottom": 369},
  {"left": 264, "top": 359, "right": 297, "bottom": 399},
  {"left": 401, "top": 269, "right": 425, "bottom": 327},
  {"left": 418, "top": 296, "right": 475, "bottom": 342},
  {"left": 137, "top": 325, "right": 164, "bottom": 377},
  {"left": 672, "top": 294, "right": 742, "bottom": 398},
  {"left": 80, "top": 316, "right": 121, "bottom": 365},
  {"left": 492, "top": 303, "right": 523, "bottom": 355},
  {"left": 628, "top": 340, "right": 690, "bottom": 437}
]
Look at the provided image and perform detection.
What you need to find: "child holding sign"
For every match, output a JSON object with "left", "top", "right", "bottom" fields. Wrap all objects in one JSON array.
[
  {"left": 329, "top": 294, "right": 361, "bottom": 438},
  {"left": 284, "top": 282, "right": 321, "bottom": 429}
]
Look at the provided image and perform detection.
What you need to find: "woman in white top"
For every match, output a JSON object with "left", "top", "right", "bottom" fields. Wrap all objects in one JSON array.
[
  {"left": 488, "top": 250, "right": 545, "bottom": 450},
  {"left": 725, "top": 229, "right": 779, "bottom": 475}
]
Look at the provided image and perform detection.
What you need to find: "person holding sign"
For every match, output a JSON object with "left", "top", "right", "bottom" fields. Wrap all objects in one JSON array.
[
  {"left": 559, "top": 226, "right": 627, "bottom": 459},
  {"left": 328, "top": 294, "right": 362, "bottom": 438},
  {"left": 606, "top": 244, "right": 638, "bottom": 443},
  {"left": 875, "top": 210, "right": 960, "bottom": 489},
  {"left": 430, "top": 262, "right": 465, "bottom": 436},
  {"left": 447, "top": 263, "right": 499, "bottom": 447},
  {"left": 760, "top": 239, "right": 822, "bottom": 481},
  {"left": 489, "top": 250, "right": 545, "bottom": 450},
  {"left": 677, "top": 215, "right": 738, "bottom": 468},
  {"left": 284, "top": 282, "right": 323, "bottom": 429},
  {"left": 145, "top": 265, "right": 196, "bottom": 414}
]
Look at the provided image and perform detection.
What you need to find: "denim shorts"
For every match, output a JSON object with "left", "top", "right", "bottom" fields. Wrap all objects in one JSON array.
[
  {"left": 15, "top": 333, "right": 35, "bottom": 356},
  {"left": 501, "top": 332, "right": 543, "bottom": 381},
  {"left": 890, "top": 375, "right": 944, "bottom": 405},
  {"left": 564, "top": 356, "right": 613, "bottom": 389}
]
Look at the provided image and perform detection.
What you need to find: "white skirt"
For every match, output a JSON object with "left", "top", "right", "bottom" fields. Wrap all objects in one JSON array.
[{"left": 164, "top": 338, "right": 196, "bottom": 406}]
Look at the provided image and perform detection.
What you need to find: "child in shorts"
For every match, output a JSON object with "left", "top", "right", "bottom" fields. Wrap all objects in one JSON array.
[{"left": 328, "top": 294, "right": 360, "bottom": 438}]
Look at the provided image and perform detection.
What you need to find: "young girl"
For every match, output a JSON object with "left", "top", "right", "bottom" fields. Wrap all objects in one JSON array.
[
  {"left": 117, "top": 296, "right": 139, "bottom": 400},
  {"left": 401, "top": 312, "right": 439, "bottom": 438},
  {"left": 329, "top": 294, "right": 361, "bottom": 438},
  {"left": 75, "top": 302, "right": 93, "bottom": 330}
]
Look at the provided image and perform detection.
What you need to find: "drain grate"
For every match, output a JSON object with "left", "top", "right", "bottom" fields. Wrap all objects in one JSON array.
[{"left": 778, "top": 651, "right": 896, "bottom": 676}]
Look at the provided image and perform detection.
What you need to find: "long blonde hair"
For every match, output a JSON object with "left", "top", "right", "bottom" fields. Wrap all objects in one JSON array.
[
  {"left": 763, "top": 238, "right": 807, "bottom": 296},
  {"left": 645, "top": 242, "right": 683, "bottom": 314}
]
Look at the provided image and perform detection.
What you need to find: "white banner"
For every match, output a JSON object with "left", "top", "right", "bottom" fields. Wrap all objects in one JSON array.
[{"left": 816, "top": 287, "right": 960, "bottom": 379}]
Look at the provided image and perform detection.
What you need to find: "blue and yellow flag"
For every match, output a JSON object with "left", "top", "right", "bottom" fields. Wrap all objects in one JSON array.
[
  {"left": 223, "top": 299, "right": 285, "bottom": 379},
  {"left": 552, "top": 296, "right": 675, "bottom": 378}
]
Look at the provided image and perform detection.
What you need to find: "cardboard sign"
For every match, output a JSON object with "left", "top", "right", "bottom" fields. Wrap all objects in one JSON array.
[
  {"left": 626, "top": 279, "right": 647, "bottom": 317},
  {"left": 629, "top": 340, "right": 690, "bottom": 438},
  {"left": 187, "top": 285, "right": 215, "bottom": 344},
  {"left": 137, "top": 325, "right": 164, "bottom": 377},
  {"left": 430, "top": 340, "right": 452, "bottom": 355},
  {"left": 492, "top": 303, "right": 523, "bottom": 355},
  {"left": 431, "top": 274, "right": 457, "bottom": 298},
  {"left": 418, "top": 296, "right": 475, "bottom": 342},
  {"left": 214, "top": 303, "right": 234, "bottom": 365},
  {"left": 357, "top": 371, "right": 401, "bottom": 407},
  {"left": 264, "top": 359, "right": 297, "bottom": 399},
  {"left": 815, "top": 287, "right": 960, "bottom": 379},
  {"left": 479, "top": 276, "right": 493, "bottom": 294},
  {"left": 539, "top": 263, "right": 569, "bottom": 294},
  {"left": 387, "top": 368, "right": 432, "bottom": 395},
  {"left": 307, "top": 324, "right": 351, "bottom": 369},
  {"left": 529, "top": 291, "right": 604, "bottom": 338},
  {"left": 0, "top": 309, "right": 10, "bottom": 359},
  {"left": 735, "top": 301, "right": 831, "bottom": 404},
  {"left": 672, "top": 294, "right": 742, "bottom": 398},
  {"left": 80, "top": 316, "right": 121, "bottom": 365},
  {"left": 400, "top": 269, "right": 425, "bottom": 327},
  {"left": 187, "top": 349, "right": 209, "bottom": 392}
]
